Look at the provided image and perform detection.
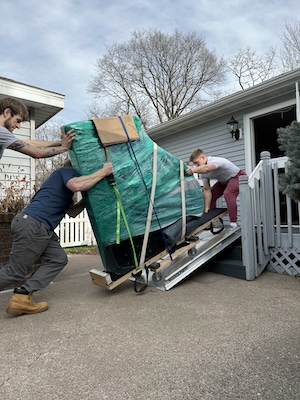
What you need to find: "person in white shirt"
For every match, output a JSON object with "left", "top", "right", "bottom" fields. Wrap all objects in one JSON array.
[{"left": 185, "top": 148, "right": 247, "bottom": 228}]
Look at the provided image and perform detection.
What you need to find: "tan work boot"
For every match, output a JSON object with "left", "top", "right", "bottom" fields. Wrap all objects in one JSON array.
[{"left": 6, "top": 293, "right": 48, "bottom": 316}]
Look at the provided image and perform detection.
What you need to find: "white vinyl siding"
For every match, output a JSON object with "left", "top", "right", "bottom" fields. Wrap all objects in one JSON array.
[
  {"left": 0, "top": 122, "right": 35, "bottom": 202},
  {"left": 154, "top": 116, "right": 246, "bottom": 171}
]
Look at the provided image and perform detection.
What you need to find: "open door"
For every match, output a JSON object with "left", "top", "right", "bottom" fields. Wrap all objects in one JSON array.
[
  {"left": 253, "top": 105, "right": 296, "bottom": 164},
  {"left": 252, "top": 104, "right": 297, "bottom": 225}
]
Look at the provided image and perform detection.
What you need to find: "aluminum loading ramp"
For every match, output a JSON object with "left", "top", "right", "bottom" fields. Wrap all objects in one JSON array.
[
  {"left": 90, "top": 208, "right": 242, "bottom": 291},
  {"left": 135, "top": 226, "right": 241, "bottom": 291}
]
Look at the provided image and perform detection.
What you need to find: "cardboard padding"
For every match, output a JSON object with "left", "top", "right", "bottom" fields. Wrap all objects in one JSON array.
[{"left": 93, "top": 115, "right": 139, "bottom": 145}]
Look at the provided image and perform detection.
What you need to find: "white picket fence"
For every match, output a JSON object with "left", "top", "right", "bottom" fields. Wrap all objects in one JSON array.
[{"left": 54, "top": 209, "right": 96, "bottom": 248}]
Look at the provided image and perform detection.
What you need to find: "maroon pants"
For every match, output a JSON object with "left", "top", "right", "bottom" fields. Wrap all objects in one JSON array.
[{"left": 210, "top": 170, "right": 247, "bottom": 223}]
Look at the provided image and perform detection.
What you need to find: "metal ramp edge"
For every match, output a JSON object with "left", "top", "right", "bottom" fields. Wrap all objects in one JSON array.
[{"left": 137, "top": 226, "right": 241, "bottom": 291}]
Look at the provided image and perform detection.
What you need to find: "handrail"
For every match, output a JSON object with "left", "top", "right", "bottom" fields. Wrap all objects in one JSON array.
[
  {"left": 248, "top": 156, "right": 289, "bottom": 188},
  {"left": 248, "top": 160, "right": 263, "bottom": 188},
  {"left": 269, "top": 156, "right": 288, "bottom": 169}
]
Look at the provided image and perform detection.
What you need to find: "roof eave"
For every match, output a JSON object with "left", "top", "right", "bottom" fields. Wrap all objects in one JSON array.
[
  {"left": 147, "top": 68, "right": 300, "bottom": 139},
  {"left": 0, "top": 77, "right": 65, "bottom": 128}
]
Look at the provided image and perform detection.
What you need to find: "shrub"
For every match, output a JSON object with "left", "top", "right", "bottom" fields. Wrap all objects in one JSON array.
[
  {"left": 277, "top": 121, "right": 300, "bottom": 202},
  {"left": 0, "top": 165, "right": 35, "bottom": 214}
]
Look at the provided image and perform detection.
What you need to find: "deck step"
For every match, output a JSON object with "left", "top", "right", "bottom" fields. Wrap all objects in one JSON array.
[
  {"left": 218, "top": 242, "right": 242, "bottom": 261},
  {"left": 204, "top": 258, "right": 246, "bottom": 280}
]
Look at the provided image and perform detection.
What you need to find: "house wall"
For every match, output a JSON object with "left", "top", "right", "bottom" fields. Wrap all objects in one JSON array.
[
  {"left": 0, "top": 77, "right": 64, "bottom": 198},
  {"left": 154, "top": 115, "right": 245, "bottom": 168},
  {"left": 153, "top": 91, "right": 296, "bottom": 171},
  {"left": 0, "top": 120, "right": 35, "bottom": 202},
  {"left": 153, "top": 115, "right": 245, "bottom": 222},
  {"left": 152, "top": 90, "right": 297, "bottom": 224}
]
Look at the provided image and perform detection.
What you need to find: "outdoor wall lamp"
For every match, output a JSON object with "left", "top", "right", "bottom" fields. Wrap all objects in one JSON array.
[{"left": 226, "top": 116, "right": 241, "bottom": 140}]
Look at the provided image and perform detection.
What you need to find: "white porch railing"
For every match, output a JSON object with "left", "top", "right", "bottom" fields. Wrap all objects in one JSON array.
[
  {"left": 54, "top": 209, "right": 96, "bottom": 248},
  {"left": 239, "top": 151, "right": 300, "bottom": 280}
]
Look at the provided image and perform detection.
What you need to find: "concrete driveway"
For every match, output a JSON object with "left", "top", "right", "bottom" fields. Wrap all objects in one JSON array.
[{"left": 0, "top": 254, "right": 299, "bottom": 400}]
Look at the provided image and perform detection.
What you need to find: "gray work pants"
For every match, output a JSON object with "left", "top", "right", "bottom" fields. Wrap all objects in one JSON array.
[{"left": 0, "top": 212, "right": 68, "bottom": 292}]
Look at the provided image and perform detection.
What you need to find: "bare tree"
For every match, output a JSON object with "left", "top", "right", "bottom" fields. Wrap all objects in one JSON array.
[
  {"left": 88, "top": 29, "right": 226, "bottom": 128},
  {"left": 226, "top": 47, "right": 278, "bottom": 90},
  {"left": 280, "top": 20, "right": 300, "bottom": 72},
  {"left": 35, "top": 120, "right": 68, "bottom": 188}
]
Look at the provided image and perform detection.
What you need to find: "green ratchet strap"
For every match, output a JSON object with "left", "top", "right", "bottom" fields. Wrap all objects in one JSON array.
[
  {"left": 103, "top": 142, "right": 138, "bottom": 270},
  {"left": 111, "top": 183, "right": 139, "bottom": 269}
]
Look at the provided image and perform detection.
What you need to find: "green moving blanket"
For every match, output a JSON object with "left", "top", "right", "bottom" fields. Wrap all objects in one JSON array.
[{"left": 66, "top": 116, "right": 204, "bottom": 280}]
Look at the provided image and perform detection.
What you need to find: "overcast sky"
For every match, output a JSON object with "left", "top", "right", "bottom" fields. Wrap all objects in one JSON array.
[{"left": 1, "top": 0, "right": 299, "bottom": 124}]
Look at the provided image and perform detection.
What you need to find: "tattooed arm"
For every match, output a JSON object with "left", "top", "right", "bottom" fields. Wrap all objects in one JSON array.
[
  {"left": 7, "top": 128, "right": 75, "bottom": 158},
  {"left": 23, "top": 140, "right": 61, "bottom": 147}
]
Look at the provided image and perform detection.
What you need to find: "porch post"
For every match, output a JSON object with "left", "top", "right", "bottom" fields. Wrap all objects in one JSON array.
[
  {"left": 239, "top": 175, "right": 256, "bottom": 280},
  {"left": 261, "top": 151, "right": 275, "bottom": 247}
]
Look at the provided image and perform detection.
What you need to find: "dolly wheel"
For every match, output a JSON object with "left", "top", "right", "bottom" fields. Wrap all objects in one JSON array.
[
  {"left": 152, "top": 271, "right": 163, "bottom": 283},
  {"left": 188, "top": 247, "right": 197, "bottom": 257}
]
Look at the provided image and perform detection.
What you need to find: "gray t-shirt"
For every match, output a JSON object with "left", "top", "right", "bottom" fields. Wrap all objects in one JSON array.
[
  {"left": 0, "top": 126, "right": 18, "bottom": 159},
  {"left": 201, "top": 156, "right": 240, "bottom": 183}
]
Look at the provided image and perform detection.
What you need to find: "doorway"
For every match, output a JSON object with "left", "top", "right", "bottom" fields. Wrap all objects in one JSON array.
[
  {"left": 253, "top": 104, "right": 297, "bottom": 224},
  {"left": 253, "top": 105, "right": 296, "bottom": 163}
]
